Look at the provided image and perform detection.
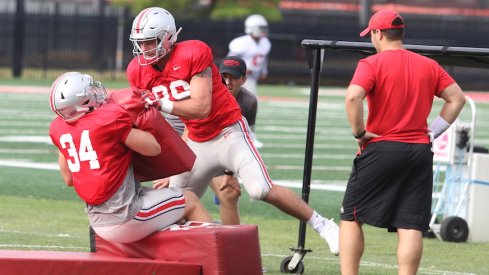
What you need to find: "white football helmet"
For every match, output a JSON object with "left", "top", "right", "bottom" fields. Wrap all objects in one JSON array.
[
  {"left": 130, "top": 7, "right": 182, "bottom": 65},
  {"left": 50, "top": 72, "right": 107, "bottom": 122},
  {"left": 245, "top": 14, "right": 269, "bottom": 38}
]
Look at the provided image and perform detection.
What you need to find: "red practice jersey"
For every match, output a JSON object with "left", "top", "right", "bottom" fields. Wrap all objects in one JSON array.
[
  {"left": 49, "top": 104, "right": 133, "bottom": 205},
  {"left": 127, "top": 40, "right": 242, "bottom": 142},
  {"left": 350, "top": 49, "right": 455, "bottom": 144}
]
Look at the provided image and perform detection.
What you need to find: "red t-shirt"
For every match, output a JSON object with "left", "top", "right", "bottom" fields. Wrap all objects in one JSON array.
[
  {"left": 127, "top": 40, "right": 242, "bottom": 142},
  {"left": 350, "top": 49, "right": 455, "bottom": 144},
  {"left": 49, "top": 104, "right": 133, "bottom": 205}
]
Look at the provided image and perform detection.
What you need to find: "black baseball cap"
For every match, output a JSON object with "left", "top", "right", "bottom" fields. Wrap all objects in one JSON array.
[{"left": 219, "top": 56, "right": 247, "bottom": 78}]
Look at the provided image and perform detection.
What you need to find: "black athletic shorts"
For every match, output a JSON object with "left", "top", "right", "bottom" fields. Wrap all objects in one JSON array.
[{"left": 340, "top": 141, "right": 433, "bottom": 232}]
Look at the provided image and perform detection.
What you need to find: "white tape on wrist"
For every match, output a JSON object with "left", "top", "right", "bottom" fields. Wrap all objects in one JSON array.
[
  {"left": 429, "top": 115, "right": 450, "bottom": 138},
  {"left": 160, "top": 99, "right": 174, "bottom": 114}
]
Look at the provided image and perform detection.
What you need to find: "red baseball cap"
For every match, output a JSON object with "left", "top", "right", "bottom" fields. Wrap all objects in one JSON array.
[{"left": 360, "top": 9, "right": 405, "bottom": 37}]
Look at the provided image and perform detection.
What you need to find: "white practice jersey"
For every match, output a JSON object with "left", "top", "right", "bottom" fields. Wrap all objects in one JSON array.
[{"left": 228, "top": 35, "right": 271, "bottom": 81}]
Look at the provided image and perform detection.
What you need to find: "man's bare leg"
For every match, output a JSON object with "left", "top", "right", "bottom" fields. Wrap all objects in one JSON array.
[
  {"left": 209, "top": 176, "right": 241, "bottom": 225},
  {"left": 340, "top": 220, "right": 364, "bottom": 275},
  {"left": 262, "top": 184, "right": 313, "bottom": 220},
  {"left": 182, "top": 190, "right": 213, "bottom": 222},
  {"left": 397, "top": 228, "right": 423, "bottom": 275}
]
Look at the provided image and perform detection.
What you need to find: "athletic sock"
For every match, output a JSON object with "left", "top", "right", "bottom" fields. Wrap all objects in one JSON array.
[{"left": 307, "top": 210, "right": 326, "bottom": 232}]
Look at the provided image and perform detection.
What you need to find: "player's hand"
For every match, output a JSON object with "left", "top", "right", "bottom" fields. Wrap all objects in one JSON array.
[
  {"left": 141, "top": 90, "right": 161, "bottom": 110},
  {"left": 219, "top": 175, "right": 241, "bottom": 196},
  {"left": 153, "top": 177, "right": 170, "bottom": 189},
  {"left": 357, "top": 131, "right": 379, "bottom": 149}
]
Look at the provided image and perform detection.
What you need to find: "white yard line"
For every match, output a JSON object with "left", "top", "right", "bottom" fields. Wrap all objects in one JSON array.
[
  {"left": 0, "top": 158, "right": 350, "bottom": 192},
  {"left": 0, "top": 159, "right": 58, "bottom": 170},
  {"left": 0, "top": 229, "right": 78, "bottom": 239},
  {"left": 0, "top": 148, "right": 51, "bottom": 154},
  {"left": 0, "top": 244, "right": 87, "bottom": 250},
  {"left": 262, "top": 253, "right": 477, "bottom": 275},
  {"left": 0, "top": 135, "right": 53, "bottom": 144}
]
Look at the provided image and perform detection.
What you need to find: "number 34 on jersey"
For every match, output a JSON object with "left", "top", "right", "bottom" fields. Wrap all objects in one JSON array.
[{"left": 59, "top": 130, "right": 100, "bottom": 172}]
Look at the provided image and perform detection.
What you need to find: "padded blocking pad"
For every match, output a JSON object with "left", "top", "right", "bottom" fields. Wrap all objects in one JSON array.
[
  {"left": 93, "top": 223, "right": 263, "bottom": 275},
  {"left": 107, "top": 88, "right": 196, "bottom": 182},
  {"left": 0, "top": 250, "right": 201, "bottom": 275}
]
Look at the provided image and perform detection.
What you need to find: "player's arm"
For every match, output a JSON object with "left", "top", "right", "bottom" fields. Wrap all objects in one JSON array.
[
  {"left": 124, "top": 128, "right": 161, "bottom": 156},
  {"left": 58, "top": 152, "right": 73, "bottom": 187},
  {"left": 429, "top": 83, "right": 466, "bottom": 138},
  {"left": 345, "top": 84, "right": 366, "bottom": 136},
  {"left": 163, "top": 67, "right": 213, "bottom": 120},
  {"left": 437, "top": 83, "right": 465, "bottom": 124}
]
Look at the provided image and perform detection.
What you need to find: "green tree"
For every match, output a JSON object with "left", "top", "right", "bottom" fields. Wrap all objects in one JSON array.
[
  {"left": 211, "top": 0, "right": 281, "bottom": 21},
  {"left": 110, "top": 0, "right": 281, "bottom": 21},
  {"left": 111, "top": 0, "right": 211, "bottom": 19}
]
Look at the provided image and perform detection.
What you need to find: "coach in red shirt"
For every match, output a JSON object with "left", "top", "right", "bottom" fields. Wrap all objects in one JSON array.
[{"left": 340, "top": 8, "right": 466, "bottom": 275}]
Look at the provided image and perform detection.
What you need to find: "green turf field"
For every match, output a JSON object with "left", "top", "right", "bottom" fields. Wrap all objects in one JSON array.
[{"left": 0, "top": 81, "right": 488, "bottom": 274}]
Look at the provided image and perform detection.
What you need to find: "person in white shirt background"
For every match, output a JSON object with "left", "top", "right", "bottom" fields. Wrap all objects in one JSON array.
[{"left": 227, "top": 14, "right": 271, "bottom": 148}]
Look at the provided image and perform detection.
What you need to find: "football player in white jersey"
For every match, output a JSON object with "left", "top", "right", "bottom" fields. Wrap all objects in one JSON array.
[
  {"left": 228, "top": 14, "right": 271, "bottom": 97},
  {"left": 227, "top": 14, "right": 271, "bottom": 148}
]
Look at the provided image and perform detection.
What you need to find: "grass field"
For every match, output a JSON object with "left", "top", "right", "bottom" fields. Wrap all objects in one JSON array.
[{"left": 0, "top": 79, "right": 488, "bottom": 274}]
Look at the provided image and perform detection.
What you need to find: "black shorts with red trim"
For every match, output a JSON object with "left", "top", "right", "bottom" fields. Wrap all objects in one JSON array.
[{"left": 340, "top": 141, "right": 433, "bottom": 232}]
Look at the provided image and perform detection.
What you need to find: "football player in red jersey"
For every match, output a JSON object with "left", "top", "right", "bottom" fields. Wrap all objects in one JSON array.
[
  {"left": 126, "top": 7, "right": 340, "bottom": 255},
  {"left": 49, "top": 72, "right": 211, "bottom": 244}
]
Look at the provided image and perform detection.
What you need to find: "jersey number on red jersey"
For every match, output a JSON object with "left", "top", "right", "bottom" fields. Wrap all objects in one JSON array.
[
  {"left": 152, "top": 80, "right": 190, "bottom": 101},
  {"left": 60, "top": 130, "right": 100, "bottom": 172}
]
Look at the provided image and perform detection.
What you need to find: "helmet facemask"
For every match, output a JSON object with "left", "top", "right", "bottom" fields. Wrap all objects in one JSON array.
[
  {"left": 130, "top": 7, "right": 182, "bottom": 66},
  {"left": 245, "top": 14, "right": 269, "bottom": 39},
  {"left": 131, "top": 27, "right": 181, "bottom": 66},
  {"left": 250, "top": 25, "right": 269, "bottom": 38},
  {"left": 50, "top": 72, "right": 107, "bottom": 122}
]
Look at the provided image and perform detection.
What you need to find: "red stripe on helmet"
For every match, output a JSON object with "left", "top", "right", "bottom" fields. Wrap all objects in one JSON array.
[{"left": 135, "top": 8, "right": 151, "bottom": 33}]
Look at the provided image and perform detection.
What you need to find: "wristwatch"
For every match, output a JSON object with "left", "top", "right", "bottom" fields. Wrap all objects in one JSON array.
[{"left": 353, "top": 129, "right": 366, "bottom": 139}]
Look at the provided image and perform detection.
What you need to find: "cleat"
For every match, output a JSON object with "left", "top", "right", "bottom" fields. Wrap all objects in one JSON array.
[{"left": 319, "top": 219, "right": 340, "bottom": 256}]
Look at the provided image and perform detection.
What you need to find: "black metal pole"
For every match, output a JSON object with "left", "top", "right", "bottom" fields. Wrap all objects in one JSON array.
[
  {"left": 12, "top": 0, "right": 25, "bottom": 78},
  {"left": 95, "top": 0, "right": 105, "bottom": 72},
  {"left": 297, "top": 47, "right": 322, "bottom": 248},
  {"left": 359, "top": 0, "right": 372, "bottom": 27}
]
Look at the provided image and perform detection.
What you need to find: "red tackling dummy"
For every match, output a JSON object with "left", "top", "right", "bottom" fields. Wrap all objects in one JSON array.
[
  {"left": 107, "top": 88, "right": 195, "bottom": 182},
  {"left": 92, "top": 222, "right": 263, "bottom": 275}
]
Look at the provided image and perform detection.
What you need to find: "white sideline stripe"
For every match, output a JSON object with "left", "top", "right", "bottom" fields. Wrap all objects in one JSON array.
[
  {"left": 0, "top": 135, "right": 52, "bottom": 144},
  {"left": 0, "top": 148, "right": 51, "bottom": 154},
  {"left": 0, "top": 159, "right": 448, "bottom": 194},
  {"left": 274, "top": 165, "right": 351, "bottom": 171},
  {"left": 0, "top": 160, "right": 59, "bottom": 170},
  {"left": 262, "top": 253, "right": 476, "bottom": 275},
  {"left": 0, "top": 159, "right": 349, "bottom": 192},
  {"left": 262, "top": 153, "right": 353, "bottom": 160},
  {"left": 0, "top": 229, "right": 76, "bottom": 238},
  {"left": 259, "top": 142, "right": 353, "bottom": 149},
  {"left": 0, "top": 244, "right": 86, "bottom": 250},
  {"left": 274, "top": 180, "right": 346, "bottom": 192},
  {"left": 0, "top": 159, "right": 353, "bottom": 176}
]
